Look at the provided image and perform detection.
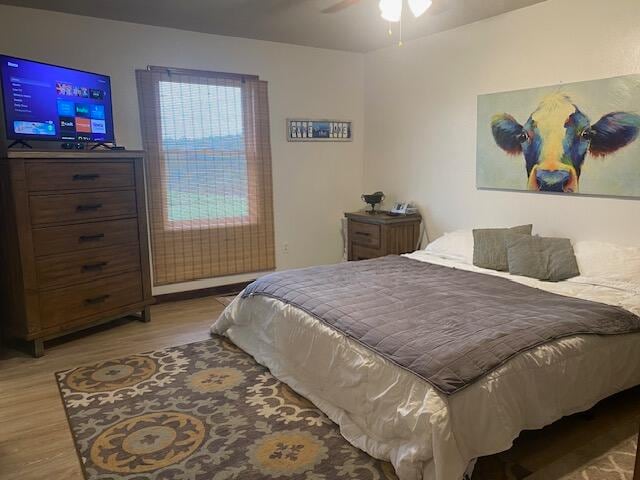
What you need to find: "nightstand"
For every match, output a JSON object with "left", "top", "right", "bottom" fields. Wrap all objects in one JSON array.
[{"left": 345, "top": 211, "right": 422, "bottom": 261}]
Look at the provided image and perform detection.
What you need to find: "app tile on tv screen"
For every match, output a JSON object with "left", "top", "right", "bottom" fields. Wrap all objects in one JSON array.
[
  {"left": 91, "top": 119, "right": 106, "bottom": 134},
  {"left": 75, "top": 117, "right": 91, "bottom": 133},
  {"left": 75, "top": 104, "right": 90, "bottom": 117},
  {"left": 90, "top": 104, "right": 105, "bottom": 120},
  {"left": 59, "top": 116, "right": 75, "bottom": 130},
  {"left": 57, "top": 99, "right": 75, "bottom": 117},
  {"left": 90, "top": 89, "right": 104, "bottom": 100}
]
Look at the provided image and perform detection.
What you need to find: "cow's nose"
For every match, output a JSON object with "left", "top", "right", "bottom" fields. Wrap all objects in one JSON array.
[{"left": 536, "top": 170, "right": 571, "bottom": 192}]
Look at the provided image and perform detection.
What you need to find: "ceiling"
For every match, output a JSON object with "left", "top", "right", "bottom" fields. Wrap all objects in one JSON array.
[{"left": 0, "top": 0, "right": 547, "bottom": 52}]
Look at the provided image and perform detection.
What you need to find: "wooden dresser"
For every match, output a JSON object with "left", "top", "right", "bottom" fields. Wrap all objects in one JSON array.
[
  {"left": 345, "top": 211, "right": 422, "bottom": 261},
  {"left": 0, "top": 150, "right": 153, "bottom": 356}
]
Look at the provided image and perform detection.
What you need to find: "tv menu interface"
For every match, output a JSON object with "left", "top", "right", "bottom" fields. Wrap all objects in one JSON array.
[{"left": 0, "top": 55, "right": 114, "bottom": 142}]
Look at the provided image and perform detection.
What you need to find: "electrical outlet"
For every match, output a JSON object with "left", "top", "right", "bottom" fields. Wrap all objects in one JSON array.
[{"left": 282, "top": 242, "right": 289, "bottom": 254}]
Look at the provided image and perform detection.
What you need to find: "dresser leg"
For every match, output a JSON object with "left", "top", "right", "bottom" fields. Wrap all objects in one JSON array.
[
  {"left": 140, "top": 306, "right": 152, "bottom": 323},
  {"left": 32, "top": 339, "right": 44, "bottom": 358}
]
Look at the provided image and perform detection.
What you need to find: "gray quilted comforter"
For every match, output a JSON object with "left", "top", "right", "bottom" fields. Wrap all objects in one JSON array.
[{"left": 242, "top": 256, "right": 640, "bottom": 395}]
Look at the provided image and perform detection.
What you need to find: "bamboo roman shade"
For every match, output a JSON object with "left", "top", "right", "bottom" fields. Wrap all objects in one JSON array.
[{"left": 136, "top": 67, "right": 275, "bottom": 286}]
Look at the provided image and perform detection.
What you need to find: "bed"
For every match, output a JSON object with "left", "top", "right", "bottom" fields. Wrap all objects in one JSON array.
[{"left": 211, "top": 234, "right": 640, "bottom": 480}]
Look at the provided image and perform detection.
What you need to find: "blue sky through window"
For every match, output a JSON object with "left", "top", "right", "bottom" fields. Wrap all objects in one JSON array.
[{"left": 159, "top": 81, "right": 243, "bottom": 141}]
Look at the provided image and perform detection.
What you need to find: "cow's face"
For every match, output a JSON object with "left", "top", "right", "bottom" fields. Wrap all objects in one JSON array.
[{"left": 491, "top": 93, "right": 640, "bottom": 193}]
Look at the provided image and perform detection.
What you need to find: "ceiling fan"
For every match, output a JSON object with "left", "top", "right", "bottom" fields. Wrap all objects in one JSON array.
[
  {"left": 322, "top": 0, "right": 453, "bottom": 46},
  {"left": 321, "top": 0, "right": 453, "bottom": 17}
]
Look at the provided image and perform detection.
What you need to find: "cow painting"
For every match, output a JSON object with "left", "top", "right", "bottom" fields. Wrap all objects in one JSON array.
[{"left": 491, "top": 92, "right": 640, "bottom": 193}]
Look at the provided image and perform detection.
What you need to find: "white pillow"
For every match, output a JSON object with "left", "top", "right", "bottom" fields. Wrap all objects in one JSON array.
[
  {"left": 573, "top": 241, "right": 640, "bottom": 285},
  {"left": 424, "top": 229, "right": 474, "bottom": 264}
]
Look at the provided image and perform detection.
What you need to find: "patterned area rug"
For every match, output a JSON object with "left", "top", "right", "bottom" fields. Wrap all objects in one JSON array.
[
  {"left": 56, "top": 336, "right": 639, "bottom": 480},
  {"left": 56, "top": 336, "right": 398, "bottom": 479}
]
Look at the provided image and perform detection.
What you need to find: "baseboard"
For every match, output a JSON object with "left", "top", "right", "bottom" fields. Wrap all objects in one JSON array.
[{"left": 154, "top": 280, "right": 253, "bottom": 304}]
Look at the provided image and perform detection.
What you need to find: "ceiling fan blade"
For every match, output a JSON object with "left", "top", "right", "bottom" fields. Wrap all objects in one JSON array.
[{"left": 321, "top": 0, "right": 361, "bottom": 14}]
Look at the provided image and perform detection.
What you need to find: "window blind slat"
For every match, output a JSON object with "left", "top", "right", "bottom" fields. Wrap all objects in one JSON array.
[{"left": 136, "top": 68, "right": 275, "bottom": 286}]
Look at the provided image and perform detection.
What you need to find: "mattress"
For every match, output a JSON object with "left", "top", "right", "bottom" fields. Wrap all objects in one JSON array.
[{"left": 211, "top": 252, "right": 640, "bottom": 480}]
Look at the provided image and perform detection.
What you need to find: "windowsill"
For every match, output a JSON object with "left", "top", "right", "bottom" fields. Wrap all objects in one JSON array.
[{"left": 151, "top": 270, "right": 273, "bottom": 296}]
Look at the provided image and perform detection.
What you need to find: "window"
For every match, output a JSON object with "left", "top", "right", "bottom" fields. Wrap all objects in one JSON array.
[
  {"left": 158, "top": 81, "right": 248, "bottom": 224},
  {"left": 137, "top": 67, "right": 275, "bottom": 285}
]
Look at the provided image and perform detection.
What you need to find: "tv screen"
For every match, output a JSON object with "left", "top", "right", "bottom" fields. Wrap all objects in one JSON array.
[{"left": 0, "top": 55, "right": 115, "bottom": 143}]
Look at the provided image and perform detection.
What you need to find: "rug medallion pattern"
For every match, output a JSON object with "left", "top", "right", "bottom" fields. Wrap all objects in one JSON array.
[{"left": 56, "top": 336, "right": 399, "bottom": 479}]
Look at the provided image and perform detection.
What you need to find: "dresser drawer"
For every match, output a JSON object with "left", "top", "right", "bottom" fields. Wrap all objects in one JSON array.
[
  {"left": 349, "top": 220, "right": 381, "bottom": 248},
  {"left": 39, "top": 271, "right": 143, "bottom": 329},
  {"left": 30, "top": 190, "right": 137, "bottom": 225},
  {"left": 26, "top": 162, "right": 134, "bottom": 192},
  {"left": 33, "top": 218, "right": 139, "bottom": 257},
  {"left": 36, "top": 244, "right": 140, "bottom": 289}
]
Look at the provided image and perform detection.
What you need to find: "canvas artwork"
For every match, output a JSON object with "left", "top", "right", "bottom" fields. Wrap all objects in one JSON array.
[{"left": 477, "top": 74, "right": 640, "bottom": 197}]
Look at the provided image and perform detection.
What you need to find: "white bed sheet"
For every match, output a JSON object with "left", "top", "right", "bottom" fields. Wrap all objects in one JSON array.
[{"left": 211, "top": 253, "right": 640, "bottom": 480}]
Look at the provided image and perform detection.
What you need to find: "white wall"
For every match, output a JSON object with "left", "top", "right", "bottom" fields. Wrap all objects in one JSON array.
[
  {"left": 364, "top": 0, "right": 640, "bottom": 246},
  {"left": 0, "top": 5, "right": 365, "bottom": 293}
]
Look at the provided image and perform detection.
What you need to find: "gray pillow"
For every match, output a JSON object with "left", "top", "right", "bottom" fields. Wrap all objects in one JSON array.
[
  {"left": 506, "top": 233, "right": 580, "bottom": 282},
  {"left": 473, "top": 224, "right": 533, "bottom": 271}
]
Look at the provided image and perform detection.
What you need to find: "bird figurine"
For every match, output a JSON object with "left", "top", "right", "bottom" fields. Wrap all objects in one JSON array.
[{"left": 361, "top": 191, "right": 385, "bottom": 214}]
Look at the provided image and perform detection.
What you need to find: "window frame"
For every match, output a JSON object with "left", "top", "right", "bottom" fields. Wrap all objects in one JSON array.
[
  {"left": 136, "top": 66, "right": 275, "bottom": 285},
  {"left": 153, "top": 75, "right": 259, "bottom": 231}
]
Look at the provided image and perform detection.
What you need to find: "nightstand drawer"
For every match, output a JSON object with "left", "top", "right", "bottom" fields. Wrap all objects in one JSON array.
[
  {"left": 30, "top": 190, "right": 137, "bottom": 225},
  {"left": 351, "top": 245, "right": 384, "bottom": 261},
  {"left": 349, "top": 220, "right": 381, "bottom": 248},
  {"left": 26, "top": 162, "right": 134, "bottom": 192}
]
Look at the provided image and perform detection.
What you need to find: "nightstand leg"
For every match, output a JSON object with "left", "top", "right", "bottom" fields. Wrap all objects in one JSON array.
[
  {"left": 140, "top": 306, "right": 152, "bottom": 323},
  {"left": 32, "top": 339, "right": 44, "bottom": 358}
]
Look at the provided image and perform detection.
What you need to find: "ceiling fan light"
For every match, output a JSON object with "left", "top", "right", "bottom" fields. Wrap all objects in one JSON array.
[
  {"left": 379, "top": 0, "right": 402, "bottom": 22},
  {"left": 408, "top": 0, "right": 432, "bottom": 18}
]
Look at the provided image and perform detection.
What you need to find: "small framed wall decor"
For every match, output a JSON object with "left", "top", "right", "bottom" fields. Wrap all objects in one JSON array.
[{"left": 287, "top": 119, "right": 352, "bottom": 142}]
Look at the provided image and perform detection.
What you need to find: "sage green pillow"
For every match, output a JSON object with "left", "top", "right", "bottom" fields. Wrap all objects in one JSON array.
[
  {"left": 473, "top": 224, "right": 533, "bottom": 271},
  {"left": 506, "top": 233, "right": 580, "bottom": 282}
]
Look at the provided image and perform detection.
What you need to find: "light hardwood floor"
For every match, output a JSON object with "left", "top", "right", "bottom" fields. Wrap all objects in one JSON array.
[{"left": 0, "top": 296, "right": 225, "bottom": 480}]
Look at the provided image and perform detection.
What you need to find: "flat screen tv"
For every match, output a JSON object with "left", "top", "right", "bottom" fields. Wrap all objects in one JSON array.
[{"left": 0, "top": 54, "right": 115, "bottom": 144}]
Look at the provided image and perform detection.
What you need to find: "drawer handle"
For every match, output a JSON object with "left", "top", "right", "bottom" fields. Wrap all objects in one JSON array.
[
  {"left": 82, "top": 261, "right": 109, "bottom": 272},
  {"left": 355, "top": 232, "right": 371, "bottom": 236},
  {"left": 77, "top": 203, "right": 103, "bottom": 212},
  {"left": 73, "top": 173, "right": 101, "bottom": 181},
  {"left": 85, "top": 294, "right": 110, "bottom": 305},
  {"left": 79, "top": 233, "right": 105, "bottom": 242}
]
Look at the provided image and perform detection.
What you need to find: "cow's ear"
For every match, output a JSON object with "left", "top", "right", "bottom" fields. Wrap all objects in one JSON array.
[
  {"left": 491, "top": 114, "right": 523, "bottom": 155},
  {"left": 590, "top": 112, "right": 640, "bottom": 157}
]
